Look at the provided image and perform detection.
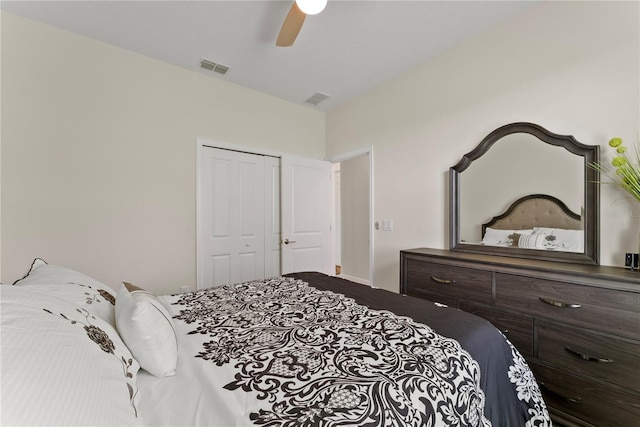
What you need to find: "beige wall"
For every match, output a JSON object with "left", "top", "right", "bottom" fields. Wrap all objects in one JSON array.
[
  {"left": 1, "top": 12, "right": 325, "bottom": 294},
  {"left": 326, "top": 1, "right": 640, "bottom": 292}
]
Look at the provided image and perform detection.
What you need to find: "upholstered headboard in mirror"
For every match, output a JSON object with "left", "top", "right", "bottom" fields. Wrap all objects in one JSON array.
[
  {"left": 450, "top": 122, "right": 600, "bottom": 264},
  {"left": 482, "top": 194, "right": 581, "bottom": 233},
  {"left": 478, "top": 194, "right": 584, "bottom": 253}
]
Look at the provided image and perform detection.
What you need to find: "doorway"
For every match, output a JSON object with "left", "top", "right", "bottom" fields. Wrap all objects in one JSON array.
[{"left": 329, "top": 148, "right": 373, "bottom": 286}]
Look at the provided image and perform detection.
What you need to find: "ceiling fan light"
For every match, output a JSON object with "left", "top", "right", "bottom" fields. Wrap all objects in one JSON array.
[{"left": 295, "top": 0, "right": 327, "bottom": 15}]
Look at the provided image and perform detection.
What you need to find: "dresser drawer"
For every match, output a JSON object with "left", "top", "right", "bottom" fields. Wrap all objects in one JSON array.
[
  {"left": 538, "top": 321, "right": 640, "bottom": 393},
  {"left": 404, "top": 260, "right": 492, "bottom": 305},
  {"left": 530, "top": 361, "right": 640, "bottom": 427},
  {"left": 459, "top": 302, "right": 534, "bottom": 357},
  {"left": 495, "top": 273, "right": 640, "bottom": 340}
]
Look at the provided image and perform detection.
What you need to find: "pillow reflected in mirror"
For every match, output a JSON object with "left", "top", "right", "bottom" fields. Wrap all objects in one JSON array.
[
  {"left": 516, "top": 233, "right": 548, "bottom": 249},
  {"left": 481, "top": 227, "right": 534, "bottom": 246},
  {"left": 532, "top": 227, "right": 584, "bottom": 252}
]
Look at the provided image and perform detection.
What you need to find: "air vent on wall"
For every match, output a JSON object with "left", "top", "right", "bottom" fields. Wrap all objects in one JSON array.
[
  {"left": 200, "top": 58, "right": 229, "bottom": 75},
  {"left": 305, "top": 92, "right": 330, "bottom": 105}
]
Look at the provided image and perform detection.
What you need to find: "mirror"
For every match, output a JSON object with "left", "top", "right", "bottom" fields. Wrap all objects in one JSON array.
[{"left": 450, "top": 122, "right": 600, "bottom": 264}]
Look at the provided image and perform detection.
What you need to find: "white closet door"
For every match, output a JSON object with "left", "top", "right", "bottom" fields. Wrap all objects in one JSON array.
[
  {"left": 281, "top": 155, "right": 333, "bottom": 275},
  {"left": 199, "top": 147, "right": 265, "bottom": 288}
]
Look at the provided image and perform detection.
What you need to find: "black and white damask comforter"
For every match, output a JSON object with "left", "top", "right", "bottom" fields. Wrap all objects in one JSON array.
[{"left": 136, "top": 273, "right": 550, "bottom": 427}]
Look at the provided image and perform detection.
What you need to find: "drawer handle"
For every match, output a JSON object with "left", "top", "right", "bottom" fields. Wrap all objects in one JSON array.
[
  {"left": 539, "top": 382, "right": 582, "bottom": 404},
  {"left": 565, "top": 347, "right": 613, "bottom": 363},
  {"left": 539, "top": 297, "right": 581, "bottom": 308},
  {"left": 431, "top": 276, "right": 455, "bottom": 285}
]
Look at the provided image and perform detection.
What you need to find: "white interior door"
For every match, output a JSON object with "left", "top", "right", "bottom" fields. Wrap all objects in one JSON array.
[
  {"left": 199, "top": 147, "right": 265, "bottom": 288},
  {"left": 281, "top": 155, "right": 333, "bottom": 275},
  {"left": 264, "top": 156, "right": 281, "bottom": 278}
]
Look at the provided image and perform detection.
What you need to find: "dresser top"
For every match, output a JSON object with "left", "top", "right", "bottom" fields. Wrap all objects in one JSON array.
[{"left": 401, "top": 248, "right": 640, "bottom": 290}]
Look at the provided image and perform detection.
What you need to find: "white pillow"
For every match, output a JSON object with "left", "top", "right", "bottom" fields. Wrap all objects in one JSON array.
[
  {"left": 12, "top": 258, "right": 117, "bottom": 326},
  {"left": 116, "top": 282, "right": 177, "bottom": 377},
  {"left": 481, "top": 228, "right": 534, "bottom": 246},
  {"left": 1, "top": 285, "right": 141, "bottom": 426},
  {"left": 517, "top": 233, "right": 548, "bottom": 249},
  {"left": 532, "top": 227, "right": 584, "bottom": 252}
]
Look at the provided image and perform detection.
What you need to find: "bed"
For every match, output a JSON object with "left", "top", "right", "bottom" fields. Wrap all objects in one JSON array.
[
  {"left": 1, "top": 259, "right": 551, "bottom": 426},
  {"left": 480, "top": 193, "right": 584, "bottom": 252}
]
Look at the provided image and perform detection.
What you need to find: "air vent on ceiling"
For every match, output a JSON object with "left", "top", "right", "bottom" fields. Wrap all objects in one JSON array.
[
  {"left": 305, "top": 92, "right": 330, "bottom": 106},
  {"left": 200, "top": 58, "right": 229, "bottom": 75}
]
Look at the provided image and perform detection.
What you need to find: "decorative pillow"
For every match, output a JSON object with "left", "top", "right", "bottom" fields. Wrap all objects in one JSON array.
[
  {"left": 517, "top": 233, "right": 548, "bottom": 249},
  {"left": 509, "top": 233, "right": 525, "bottom": 247},
  {"left": 532, "top": 227, "right": 584, "bottom": 252},
  {"left": 12, "top": 258, "right": 117, "bottom": 326},
  {"left": 481, "top": 228, "right": 534, "bottom": 246},
  {"left": 1, "top": 285, "right": 141, "bottom": 426},
  {"left": 116, "top": 282, "right": 178, "bottom": 377}
]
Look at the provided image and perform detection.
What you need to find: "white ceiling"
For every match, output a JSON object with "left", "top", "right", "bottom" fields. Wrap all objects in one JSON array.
[{"left": 1, "top": 0, "right": 537, "bottom": 111}]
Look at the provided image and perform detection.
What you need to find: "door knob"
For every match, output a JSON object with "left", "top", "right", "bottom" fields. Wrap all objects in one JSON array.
[{"left": 283, "top": 238, "right": 296, "bottom": 244}]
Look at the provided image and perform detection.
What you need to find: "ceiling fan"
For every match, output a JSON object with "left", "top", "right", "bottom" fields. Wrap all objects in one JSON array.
[{"left": 276, "top": 0, "right": 328, "bottom": 47}]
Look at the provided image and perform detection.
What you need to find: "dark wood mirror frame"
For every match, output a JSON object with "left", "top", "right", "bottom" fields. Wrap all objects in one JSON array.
[{"left": 450, "top": 122, "right": 600, "bottom": 264}]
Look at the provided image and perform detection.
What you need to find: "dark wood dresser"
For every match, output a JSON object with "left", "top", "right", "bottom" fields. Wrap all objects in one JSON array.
[{"left": 400, "top": 248, "right": 640, "bottom": 427}]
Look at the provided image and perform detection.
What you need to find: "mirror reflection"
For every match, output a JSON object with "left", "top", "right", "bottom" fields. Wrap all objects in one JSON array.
[{"left": 459, "top": 133, "right": 584, "bottom": 252}]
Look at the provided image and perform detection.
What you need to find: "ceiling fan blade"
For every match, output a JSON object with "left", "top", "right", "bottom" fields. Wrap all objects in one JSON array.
[{"left": 276, "top": 2, "right": 306, "bottom": 47}]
